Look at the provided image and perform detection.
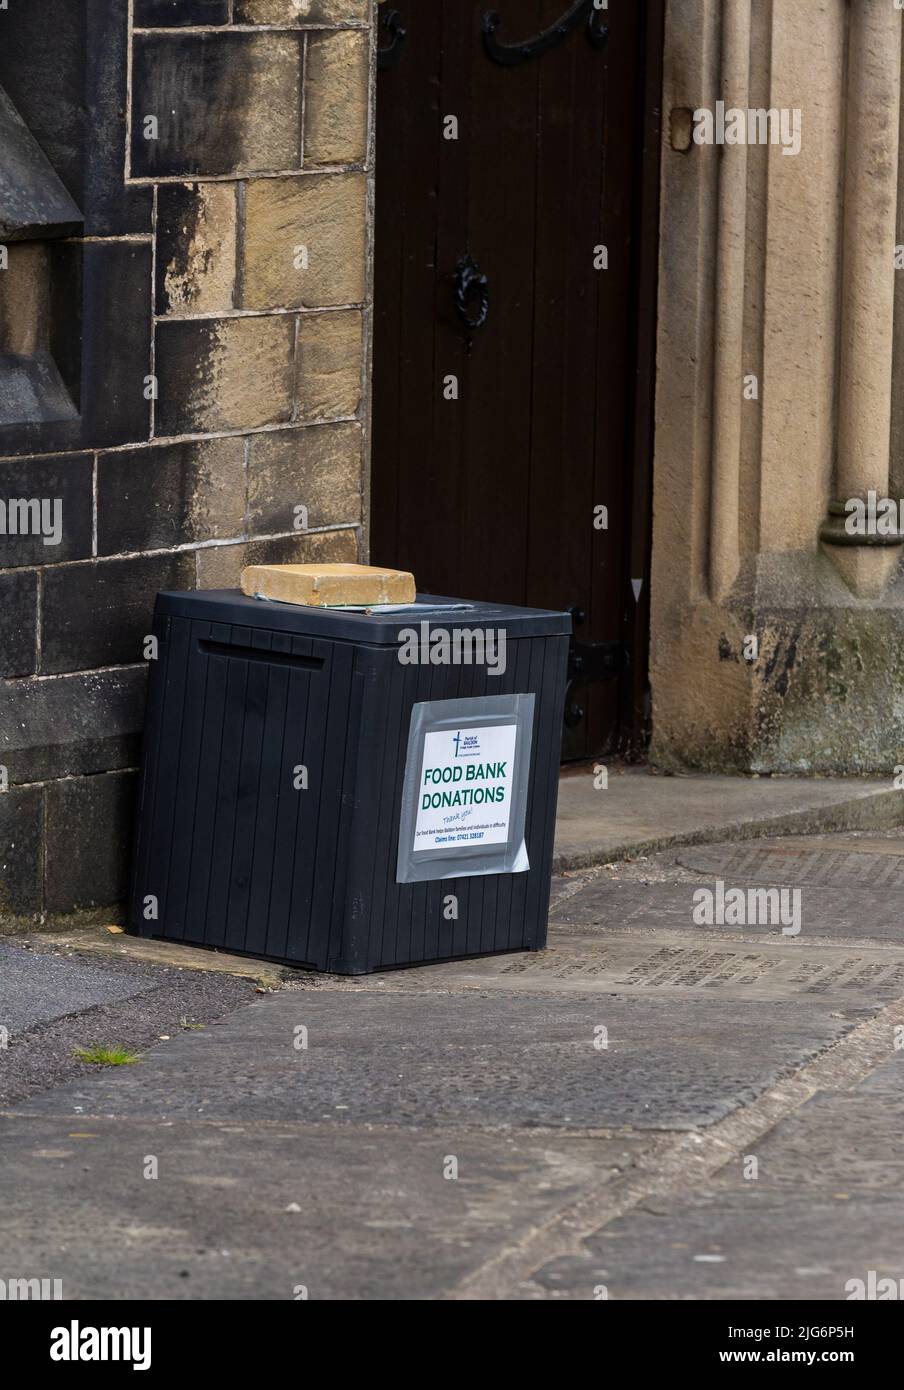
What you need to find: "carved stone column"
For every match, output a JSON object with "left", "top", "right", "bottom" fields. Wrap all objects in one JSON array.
[
  {"left": 709, "top": 0, "right": 751, "bottom": 601},
  {"left": 821, "top": 0, "right": 904, "bottom": 597}
]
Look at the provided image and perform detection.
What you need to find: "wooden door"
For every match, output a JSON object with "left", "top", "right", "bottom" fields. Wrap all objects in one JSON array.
[{"left": 371, "top": 0, "right": 663, "bottom": 760}]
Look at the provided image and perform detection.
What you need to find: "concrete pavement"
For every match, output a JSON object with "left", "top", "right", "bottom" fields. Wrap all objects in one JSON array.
[
  {"left": 552, "top": 766, "right": 903, "bottom": 870},
  {"left": 2, "top": 827, "right": 904, "bottom": 1299}
]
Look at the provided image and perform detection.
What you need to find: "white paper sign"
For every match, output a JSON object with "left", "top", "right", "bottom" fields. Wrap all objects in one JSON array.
[{"left": 413, "top": 722, "right": 518, "bottom": 853}]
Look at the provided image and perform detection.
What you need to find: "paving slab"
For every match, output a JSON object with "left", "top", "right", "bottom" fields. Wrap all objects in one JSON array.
[
  {"left": 0, "top": 1115, "right": 643, "bottom": 1300},
  {"left": 856, "top": 1051, "right": 904, "bottom": 1094},
  {"left": 21, "top": 926, "right": 293, "bottom": 986},
  {"left": 527, "top": 1191, "right": 904, "bottom": 1300},
  {"left": 10, "top": 987, "right": 853, "bottom": 1131},
  {"left": 676, "top": 831, "right": 904, "bottom": 887},
  {"left": 553, "top": 767, "right": 903, "bottom": 871},
  {"left": 369, "top": 930, "right": 904, "bottom": 1005},
  {"left": 550, "top": 877, "right": 904, "bottom": 946},
  {"left": 527, "top": 1075, "right": 904, "bottom": 1300}
]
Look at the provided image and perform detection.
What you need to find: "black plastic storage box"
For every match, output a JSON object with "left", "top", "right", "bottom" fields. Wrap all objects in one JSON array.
[{"left": 128, "top": 589, "right": 570, "bottom": 974}]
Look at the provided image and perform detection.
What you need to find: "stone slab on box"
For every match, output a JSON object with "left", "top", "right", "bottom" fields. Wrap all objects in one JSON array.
[{"left": 240, "top": 562, "right": 416, "bottom": 607}]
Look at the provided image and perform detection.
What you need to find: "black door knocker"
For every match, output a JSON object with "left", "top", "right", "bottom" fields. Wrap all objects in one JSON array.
[{"left": 453, "top": 252, "right": 489, "bottom": 352}]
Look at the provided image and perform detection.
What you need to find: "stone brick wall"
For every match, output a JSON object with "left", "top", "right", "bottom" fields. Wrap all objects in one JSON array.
[{"left": 0, "top": 0, "right": 374, "bottom": 927}]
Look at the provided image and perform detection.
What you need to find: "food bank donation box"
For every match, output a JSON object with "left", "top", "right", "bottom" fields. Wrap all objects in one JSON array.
[{"left": 128, "top": 590, "right": 571, "bottom": 974}]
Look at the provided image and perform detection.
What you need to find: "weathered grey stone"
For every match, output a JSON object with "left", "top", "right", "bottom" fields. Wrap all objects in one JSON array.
[
  {"left": 296, "top": 309, "right": 363, "bottom": 420},
  {"left": 0, "top": 243, "right": 51, "bottom": 357},
  {"left": 41, "top": 552, "right": 196, "bottom": 674},
  {"left": 0, "top": 786, "right": 43, "bottom": 923},
  {"left": 155, "top": 182, "right": 238, "bottom": 316},
  {"left": 131, "top": 32, "right": 304, "bottom": 178},
  {"left": 155, "top": 315, "right": 296, "bottom": 434},
  {"left": 247, "top": 422, "right": 363, "bottom": 534},
  {"left": 0, "top": 571, "right": 37, "bottom": 677},
  {"left": 0, "top": 452, "right": 93, "bottom": 567},
  {"left": 135, "top": 1, "right": 230, "bottom": 23},
  {"left": 241, "top": 173, "right": 366, "bottom": 309},
  {"left": 0, "top": 0, "right": 152, "bottom": 238},
  {"left": 235, "top": 0, "right": 368, "bottom": 22},
  {"left": 303, "top": 30, "right": 369, "bottom": 166},
  {"left": 0, "top": 244, "right": 79, "bottom": 429},
  {"left": 0, "top": 83, "right": 82, "bottom": 240},
  {"left": 0, "top": 668, "right": 145, "bottom": 784},
  {"left": 97, "top": 438, "right": 246, "bottom": 553},
  {"left": 196, "top": 527, "right": 358, "bottom": 588},
  {"left": 0, "top": 353, "right": 79, "bottom": 431},
  {"left": 44, "top": 772, "right": 137, "bottom": 918},
  {"left": 0, "top": 239, "right": 154, "bottom": 454},
  {"left": 0, "top": 239, "right": 155, "bottom": 454}
]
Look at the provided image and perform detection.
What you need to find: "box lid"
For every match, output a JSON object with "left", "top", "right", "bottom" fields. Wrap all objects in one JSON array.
[{"left": 155, "top": 589, "right": 572, "bottom": 643}]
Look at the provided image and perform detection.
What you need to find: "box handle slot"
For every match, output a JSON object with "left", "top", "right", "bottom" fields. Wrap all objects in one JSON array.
[{"left": 199, "top": 638, "right": 325, "bottom": 671}]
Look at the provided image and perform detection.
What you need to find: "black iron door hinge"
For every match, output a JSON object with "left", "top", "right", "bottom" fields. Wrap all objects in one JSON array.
[{"left": 564, "top": 633, "right": 629, "bottom": 729}]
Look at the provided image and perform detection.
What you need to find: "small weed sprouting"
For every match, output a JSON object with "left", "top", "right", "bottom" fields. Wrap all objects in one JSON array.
[{"left": 73, "top": 1045, "right": 141, "bottom": 1067}]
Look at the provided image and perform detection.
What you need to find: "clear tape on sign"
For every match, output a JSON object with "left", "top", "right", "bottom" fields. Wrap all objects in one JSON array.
[{"left": 396, "top": 692, "right": 535, "bottom": 884}]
